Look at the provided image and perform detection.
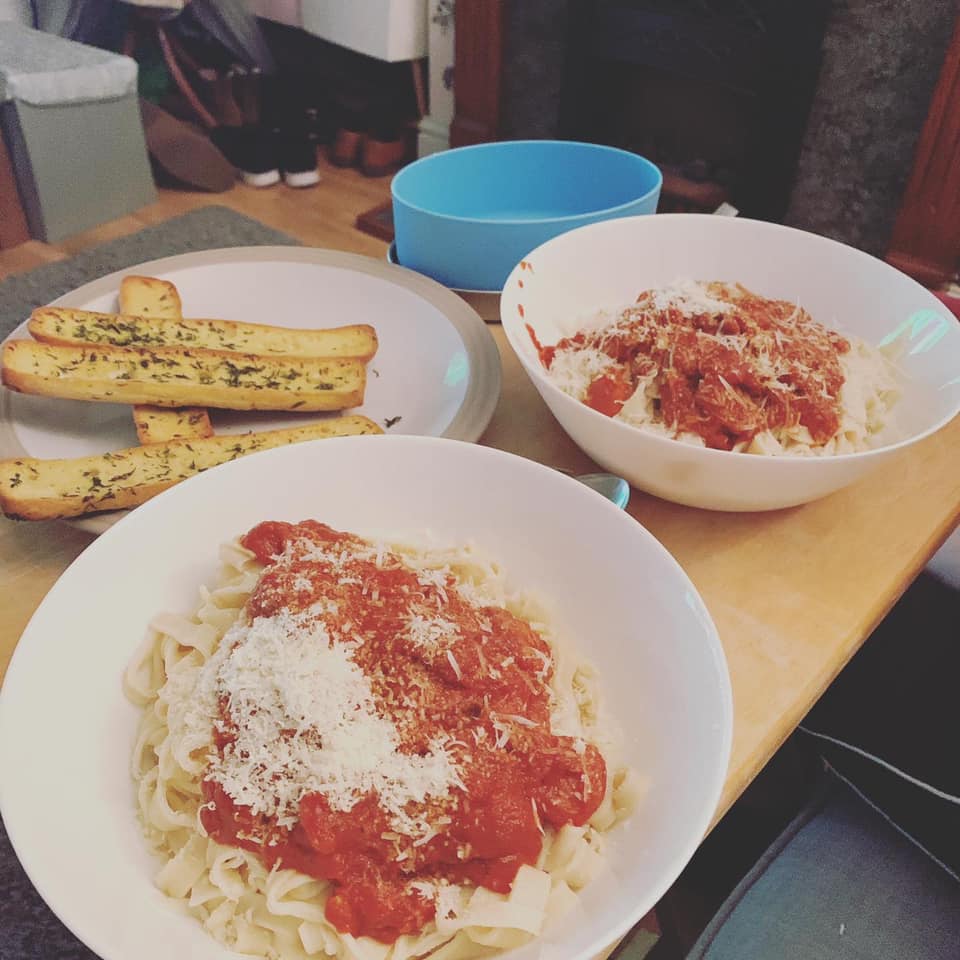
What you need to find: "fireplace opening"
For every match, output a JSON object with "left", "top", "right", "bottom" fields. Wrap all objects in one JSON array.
[{"left": 557, "top": 0, "right": 830, "bottom": 220}]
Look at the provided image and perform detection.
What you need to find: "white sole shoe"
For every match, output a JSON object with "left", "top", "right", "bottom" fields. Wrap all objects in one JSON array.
[
  {"left": 283, "top": 168, "right": 321, "bottom": 188},
  {"left": 241, "top": 168, "right": 281, "bottom": 188}
]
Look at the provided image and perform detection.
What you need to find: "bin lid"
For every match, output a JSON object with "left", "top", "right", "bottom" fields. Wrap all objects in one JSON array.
[{"left": 0, "top": 23, "right": 137, "bottom": 106}]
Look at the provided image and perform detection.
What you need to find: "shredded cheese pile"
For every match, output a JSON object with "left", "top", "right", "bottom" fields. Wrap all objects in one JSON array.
[{"left": 195, "top": 606, "right": 464, "bottom": 838}]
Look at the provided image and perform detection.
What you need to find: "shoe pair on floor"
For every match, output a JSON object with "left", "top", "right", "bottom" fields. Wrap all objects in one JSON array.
[
  {"left": 211, "top": 125, "right": 319, "bottom": 189},
  {"left": 330, "top": 127, "right": 406, "bottom": 178}
]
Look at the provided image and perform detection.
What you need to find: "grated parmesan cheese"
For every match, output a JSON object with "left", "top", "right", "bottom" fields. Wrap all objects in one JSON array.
[
  {"left": 196, "top": 608, "right": 463, "bottom": 840},
  {"left": 648, "top": 277, "right": 734, "bottom": 316},
  {"left": 415, "top": 567, "right": 450, "bottom": 604},
  {"left": 546, "top": 345, "right": 615, "bottom": 399},
  {"left": 446, "top": 650, "right": 463, "bottom": 681},
  {"left": 496, "top": 712, "right": 538, "bottom": 728},
  {"left": 436, "top": 882, "right": 462, "bottom": 921},
  {"left": 531, "top": 798, "right": 544, "bottom": 835},
  {"left": 404, "top": 612, "right": 460, "bottom": 654}
]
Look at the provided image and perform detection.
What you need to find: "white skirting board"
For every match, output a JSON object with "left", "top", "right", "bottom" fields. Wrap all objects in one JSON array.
[{"left": 417, "top": 115, "right": 449, "bottom": 157}]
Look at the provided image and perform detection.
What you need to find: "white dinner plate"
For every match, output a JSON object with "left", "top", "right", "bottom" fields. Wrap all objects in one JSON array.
[
  {"left": 0, "top": 436, "right": 732, "bottom": 960},
  {"left": 0, "top": 246, "right": 501, "bottom": 533}
]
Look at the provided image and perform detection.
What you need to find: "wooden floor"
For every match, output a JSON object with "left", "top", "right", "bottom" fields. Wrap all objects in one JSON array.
[{"left": 0, "top": 150, "right": 393, "bottom": 281}]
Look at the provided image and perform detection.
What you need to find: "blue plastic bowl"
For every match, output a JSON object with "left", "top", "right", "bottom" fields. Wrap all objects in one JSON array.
[{"left": 391, "top": 140, "right": 662, "bottom": 292}]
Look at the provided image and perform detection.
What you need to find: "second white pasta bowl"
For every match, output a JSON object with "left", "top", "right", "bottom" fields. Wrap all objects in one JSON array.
[
  {"left": 0, "top": 436, "right": 732, "bottom": 960},
  {"left": 501, "top": 214, "right": 960, "bottom": 511}
]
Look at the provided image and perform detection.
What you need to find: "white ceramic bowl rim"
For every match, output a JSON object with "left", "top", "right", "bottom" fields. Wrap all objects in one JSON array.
[
  {"left": 503, "top": 214, "right": 960, "bottom": 465},
  {"left": 391, "top": 140, "right": 663, "bottom": 227}
]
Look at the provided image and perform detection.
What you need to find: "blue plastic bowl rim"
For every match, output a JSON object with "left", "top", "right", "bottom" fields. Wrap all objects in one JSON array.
[{"left": 391, "top": 140, "right": 663, "bottom": 227}]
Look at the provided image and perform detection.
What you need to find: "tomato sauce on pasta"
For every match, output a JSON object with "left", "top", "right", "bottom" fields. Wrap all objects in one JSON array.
[
  {"left": 532, "top": 282, "right": 853, "bottom": 451},
  {"left": 199, "top": 521, "right": 607, "bottom": 943}
]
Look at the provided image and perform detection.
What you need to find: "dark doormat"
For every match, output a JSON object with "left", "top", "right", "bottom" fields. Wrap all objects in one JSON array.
[
  {"left": 355, "top": 201, "right": 394, "bottom": 242},
  {"left": 0, "top": 205, "right": 297, "bottom": 337}
]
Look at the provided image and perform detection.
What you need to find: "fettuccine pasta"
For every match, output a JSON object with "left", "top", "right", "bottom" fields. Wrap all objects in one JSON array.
[{"left": 125, "top": 523, "right": 638, "bottom": 960}]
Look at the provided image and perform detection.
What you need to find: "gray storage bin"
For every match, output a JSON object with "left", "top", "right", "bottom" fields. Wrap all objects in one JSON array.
[{"left": 0, "top": 23, "right": 155, "bottom": 242}]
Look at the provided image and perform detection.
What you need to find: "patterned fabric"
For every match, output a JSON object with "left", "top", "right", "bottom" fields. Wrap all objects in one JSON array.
[
  {"left": 800, "top": 572, "right": 960, "bottom": 879},
  {"left": 689, "top": 782, "right": 960, "bottom": 960}
]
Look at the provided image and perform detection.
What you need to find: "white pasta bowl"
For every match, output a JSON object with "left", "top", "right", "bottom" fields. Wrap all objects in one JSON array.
[
  {"left": 501, "top": 214, "right": 960, "bottom": 511},
  {"left": 0, "top": 437, "right": 732, "bottom": 960}
]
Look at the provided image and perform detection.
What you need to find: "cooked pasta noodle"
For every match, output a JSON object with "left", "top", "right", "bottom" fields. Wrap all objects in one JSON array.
[{"left": 125, "top": 529, "right": 638, "bottom": 960}]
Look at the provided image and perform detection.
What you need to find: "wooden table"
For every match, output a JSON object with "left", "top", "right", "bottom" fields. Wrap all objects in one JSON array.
[
  {"left": 1, "top": 240, "right": 958, "bottom": 960},
  {"left": 2, "top": 293, "right": 958, "bottom": 828}
]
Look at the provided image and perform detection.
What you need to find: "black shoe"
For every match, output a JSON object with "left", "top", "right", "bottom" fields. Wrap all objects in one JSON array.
[
  {"left": 210, "top": 125, "right": 280, "bottom": 188},
  {"left": 279, "top": 130, "right": 320, "bottom": 188}
]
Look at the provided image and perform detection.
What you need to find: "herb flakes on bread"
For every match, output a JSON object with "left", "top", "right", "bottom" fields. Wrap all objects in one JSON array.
[
  {"left": 1, "top": 340, "right": 367, "bottom": 412},
  {"left": 0, "top": 417, "right": 383, "bottom": 520}
]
